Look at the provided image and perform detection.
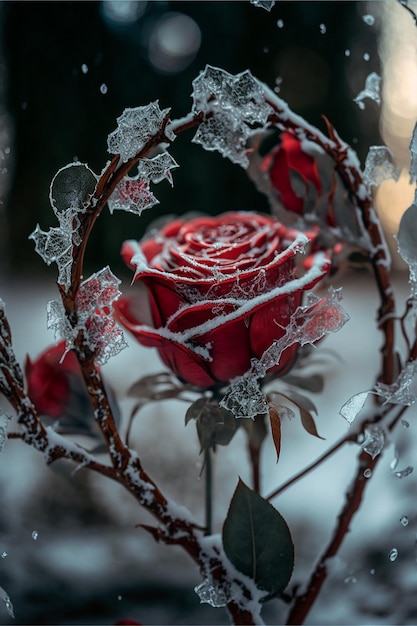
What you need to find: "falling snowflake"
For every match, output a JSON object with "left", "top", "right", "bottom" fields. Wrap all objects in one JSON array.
[
  {"left": 191, "top": 65, "right": 273, "bottom": 167},
  {"left": 107, "top": 102, "right": 176, "bottom": 163}
]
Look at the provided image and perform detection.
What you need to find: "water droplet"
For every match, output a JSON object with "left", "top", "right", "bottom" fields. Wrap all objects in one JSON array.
[
  {"left": 100, "top": 83, "right": 108, "bottom": 94},
  {"left": 401, "top": 420, "right": 410, "bottom": 428},
  {"left": 1, "top": 551, "right": 7, "bottom": 559},
  {"left": 277, "top": 18, "right": 284, "bottom": 28},
  {"left": 362, "top": 425, "right": 385, "bottom": 459},
  {"left": 363, "top": 468, "right": 372, "bottom": 478},
  {"left": 32, "top": 530, "right": 38, "bottom": 541},
  {"left": 319, "top": 23, "right": 326, "bottom": 34},
  {"left": 345, "top": 49, "right": 351, "bottom": 57},
  {"left": 81, "top": 63, "right": 89, "bottom": 74},
  {"left": 362, "top": 14, "right": 375, "bottom": 26},
  {"left": 394, "top": 465, "right": 414, "bottom": 479},
  {"left": 400, "top": 515, "right": 409, "bottom": 527},
  {"left": 388, "top": 548, "right": 398, "bottom": 562},
  {"left": 344, "top": 575, "right": 357, "bottom": 584},
  {"left": 363, "top": 52, "right": 370, "bottom": 61}
]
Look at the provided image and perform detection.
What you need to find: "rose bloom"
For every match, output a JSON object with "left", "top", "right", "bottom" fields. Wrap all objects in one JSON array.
[{"left": 114, "top": 212, "right": 330, "bottom": 388}]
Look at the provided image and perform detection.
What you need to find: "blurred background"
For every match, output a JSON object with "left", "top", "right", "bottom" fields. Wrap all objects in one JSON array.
[{"left": 2, "top": 2, "right": 417, "bottom": 625}]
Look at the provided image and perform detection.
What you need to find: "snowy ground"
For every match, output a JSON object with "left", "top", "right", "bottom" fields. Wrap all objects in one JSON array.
[{"left": 0, "top": 267, "right": 416, "bottom": 625}]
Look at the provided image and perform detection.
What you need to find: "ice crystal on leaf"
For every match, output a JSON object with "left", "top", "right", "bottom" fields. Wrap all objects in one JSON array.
[
  {"left": 363, "top": 146, "right": 401, "bottom": 188},
  {"left": 221, "top": 288, "right": 349, "bottom": 419},
  {"left": 107, "top": 102, "right": 175, "bottom": 163},
  {"left": 47, "top": 267, "right": 127, "bottom": 365},
  {"left": 191, "top": 66, "right": 273, "bottom": 167},
  {"left": 250, "top": 0, "right": 276, "bottom": 11},
  {"left": 107, "top": 152, "right": 178, "bottom": 216},
  {"left": 353, "top": 72, "right": 381, "bottom": 109}
]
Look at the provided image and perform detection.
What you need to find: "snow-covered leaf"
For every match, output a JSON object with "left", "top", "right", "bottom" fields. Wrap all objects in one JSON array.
[
  {"left": 29, "top": 224, "right": 73, "bottom": 287},
  {"left": 108, "top": 176, "right": 158, "bottom": 215}
]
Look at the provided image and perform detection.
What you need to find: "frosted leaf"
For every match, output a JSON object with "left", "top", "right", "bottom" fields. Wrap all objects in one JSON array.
[
  {"left": 194, "top": 578, "right": 228, "bottom": 607},
  {"left": 250, "top": 0, "right": 275, "bottom": 11},
  {"left": 374, "top": 359, "right": 417, "bottom": 406},
  {"left": 409, "top": 122, "right": 417, "bottom": 183},
  {"left": 0, "top": 586, "right": 14, "bottom": 619},
  {"left": 108, "top": 152, "right": 178, "bottom": 216},
  {"left": 76, "top": 267, "right": 128, "bottom": 364},
  {"left": 107, "top": 102, "right": 174, "bottom": 163},
  {"left": 49, "top": 162, "right": 97, "bottom": 214},
  {"left": 363, "top": 146, "right": 400, "bottom": 188},
  {"left": 29, "top": 224, "right": 73, "bottom": 287},
  {"left": 361, "top": 425, "right": 385, "bottom": 459},
  {"left": 339, "top": 391, "right": 370, "bottom": 424},
  {"left": 191, "top": 66, "right": 273, "bottom": 167},
  {"left": 138, "top": 151, "right": 179, "bottom": 185},
  {"left": 353, "top": 72, "right": 381, "bottom": 109},
  {"left": 48, "top": 267, "right": 127, "bottom": 365},
  {"left": 108, "top": 176, "right": 158, "bottom": 215}
]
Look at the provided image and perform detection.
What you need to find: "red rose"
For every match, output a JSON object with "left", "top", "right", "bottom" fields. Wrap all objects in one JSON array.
[
  {"left": 114, "top": 212, "right": 330, "bottom": 388},
  {"left": 25, "top": 341, "right": 81, "bottom": 418}
]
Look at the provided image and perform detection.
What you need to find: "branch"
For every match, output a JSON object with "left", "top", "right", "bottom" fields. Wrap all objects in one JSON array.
[{"left": 262, "top": 85, "right": 396, "bottom": 387}]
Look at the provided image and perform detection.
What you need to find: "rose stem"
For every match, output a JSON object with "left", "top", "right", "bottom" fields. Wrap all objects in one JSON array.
[{"left": 204, "top": 447, "right": 213, "bottom": 536}]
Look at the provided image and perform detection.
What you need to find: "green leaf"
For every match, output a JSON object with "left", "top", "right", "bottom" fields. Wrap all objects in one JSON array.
[
  {"left": 222, "top": 479, "right": 294, "bottom": 597},
  {"left": 50, "top": 162, "right": 97, "bottom": 214},
  {"left": 186, "top": 397, "right": 238, "bottom": 451}
]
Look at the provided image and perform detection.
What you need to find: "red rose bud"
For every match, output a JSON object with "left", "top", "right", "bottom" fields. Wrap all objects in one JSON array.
[
  {"left": 25, "top": 341, "right": 81, "bottom": 418},
  {"left": 114, "top": 212, "right": 330, "bottom": 388}
]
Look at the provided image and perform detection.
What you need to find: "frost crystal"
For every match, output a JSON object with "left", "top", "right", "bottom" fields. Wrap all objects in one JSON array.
[
  {"left": 353, "top": 72, "right": 381, "bottom": 109},
  {"left": 194, "top": 578, "right": 228, "bottom": 607},
  {"left": 394, "top": 465, "right": 414, "bottom": 479},
  {"left": 363, "top": 146, "right": 401, "bottom": 188},
  {"left": 108, "top": 152, "right": 178, "bottom": 216},
  {"left": 47, "top": 267, "right": 127, "bottom": 365},
  {"left": 221, "top": 288, "right": 349, "bottom": 419},
  {"left": 107, "top": 102, "right": 175, "bottom": 163},
  {"left": 250, "top": 0, "right": 276, "bottom": 10},
  {"left": 374, "top": 360, "right": 417, "bottom": 406},
  {"left": 339, "top": 391, "right": 369, "bottom": 424},
  {"left": 361, "top": 425, "right": 385, "bottom": 459},
  {"left": 191, "top": 65, "right": 273, "bottom": 167}
]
